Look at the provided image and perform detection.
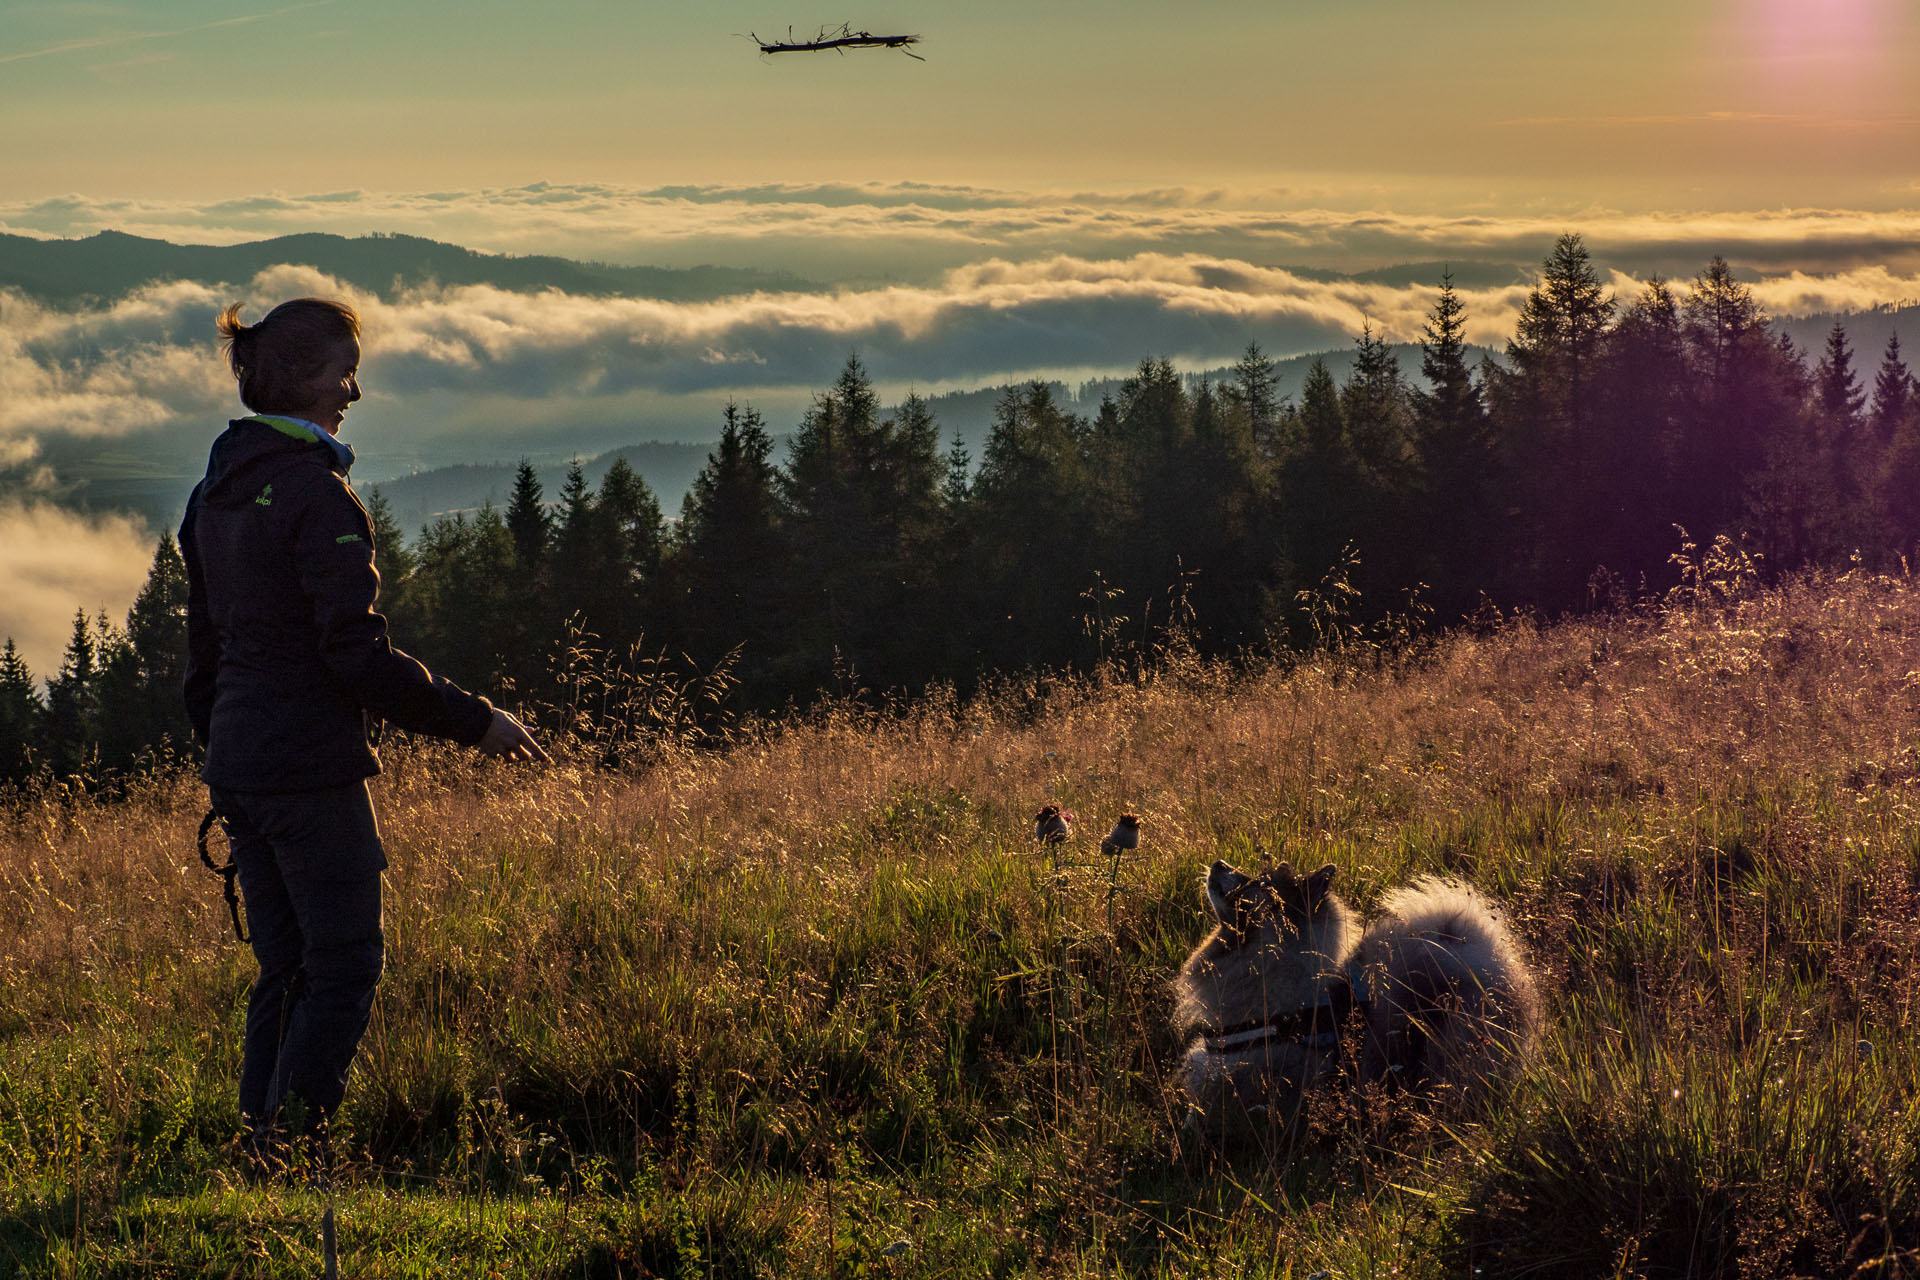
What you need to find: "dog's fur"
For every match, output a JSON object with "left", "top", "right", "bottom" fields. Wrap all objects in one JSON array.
[{"left": 1172, "top": 859, "right": 1539, "bottom": 1135}]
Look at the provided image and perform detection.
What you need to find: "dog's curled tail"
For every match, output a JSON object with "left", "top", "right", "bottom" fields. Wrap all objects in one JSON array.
[{"left": 1362, "top": 876, "right": 1540, "bottom": 1088}]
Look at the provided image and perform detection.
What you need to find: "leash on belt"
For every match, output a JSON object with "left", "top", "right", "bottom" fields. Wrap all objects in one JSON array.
[{"left": 196, "top": 808, "right": 248, "bottom": 943}]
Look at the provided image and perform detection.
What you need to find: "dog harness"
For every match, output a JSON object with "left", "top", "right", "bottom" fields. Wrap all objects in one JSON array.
[{"left": 1195, "top": 964, "right": 1373, "bottom": 1057}]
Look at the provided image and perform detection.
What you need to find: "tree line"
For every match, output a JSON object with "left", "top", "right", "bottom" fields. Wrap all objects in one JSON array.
[{"left": 7, "top": 234, "right": 1920, "bottom": 785}]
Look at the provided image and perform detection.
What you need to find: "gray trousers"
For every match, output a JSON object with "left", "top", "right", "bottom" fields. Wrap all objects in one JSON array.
[{"left": 211, "top": 782, "right": 386, "bottom": 1136}]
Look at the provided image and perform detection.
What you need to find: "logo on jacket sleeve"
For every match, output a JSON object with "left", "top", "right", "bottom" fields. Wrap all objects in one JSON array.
[
  {"left": 335, "top": 533, "right": 362, "bottom": 544},
  {"left": 254, "top": 484, "right": 273, "bottom": 507}
]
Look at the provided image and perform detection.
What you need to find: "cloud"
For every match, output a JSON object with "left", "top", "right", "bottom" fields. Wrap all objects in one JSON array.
[
  {"left": 0, "top": 283, "right": 233, "bottom": 453},
  {"left": 339, "top": 255, "right": 1535, "bottom": 401},
  {"left": 0, "top": 501, "right": 154, "bottom": 685},
  {"left": 314, "top": 253, "right": 1920, "bottom": 402},
  {"left": 1744, "top": 266, "right": 1920, "bottom": 317},
  {"left": 8, "top": 248, "right": 1920, "bottom": 494},
  {"left": 8, "top": 252, "right": 1920, "bottom": 459},
  {"left": 5, "top": 244, "right": 1919, "bottom": 645},
  {"left": 9, "top": 186, "right": 1920, "bottom": 282},
  {"left": 1500, "top": 111, "right": 1920, "bottom": 133}
]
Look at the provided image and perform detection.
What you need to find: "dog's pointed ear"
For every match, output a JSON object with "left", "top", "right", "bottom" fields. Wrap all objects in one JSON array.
[
  {"left": 1305, "top": 863, "right": 1337, "bottom": 907},
  {"left": 1205, "top": 860, "right": 1248, "bottom": 922}
]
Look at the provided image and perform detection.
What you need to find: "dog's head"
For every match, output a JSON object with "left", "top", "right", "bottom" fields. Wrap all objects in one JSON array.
[
  {"left": 1203, "top": 858, "right": 1339, "bottom": 950},
  {"left": 1175, "top": 856, "right": 1350, "bottom": 1031}
]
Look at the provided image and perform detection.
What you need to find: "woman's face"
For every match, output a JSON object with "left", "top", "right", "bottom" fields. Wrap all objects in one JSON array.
[{"left": 285, "top": 337, "right": 362, "bottom": 435}]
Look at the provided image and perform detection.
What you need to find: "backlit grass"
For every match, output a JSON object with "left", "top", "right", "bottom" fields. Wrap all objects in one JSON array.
[{"left": 4, "top": 559, "right": 1920, "bottom": 1276}]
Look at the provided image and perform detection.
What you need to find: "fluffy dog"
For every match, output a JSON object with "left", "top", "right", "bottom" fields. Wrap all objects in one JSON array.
[{"left": 1172, "top": 859, "right": 1539, "bottom": 1136}]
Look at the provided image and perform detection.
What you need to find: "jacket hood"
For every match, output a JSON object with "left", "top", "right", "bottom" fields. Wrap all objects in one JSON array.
[{"left": 198, "top": 418, "right": 341, "bottom": 508}]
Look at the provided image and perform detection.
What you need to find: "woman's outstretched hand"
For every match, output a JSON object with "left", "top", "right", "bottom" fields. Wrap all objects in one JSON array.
[{"left": 477, "top": 708, "right": 552, "bottom": 763}]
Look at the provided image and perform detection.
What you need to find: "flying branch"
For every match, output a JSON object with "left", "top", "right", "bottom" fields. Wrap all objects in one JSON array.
[{"left": 750, "top": 23, "right": 924, "bottom": 59}]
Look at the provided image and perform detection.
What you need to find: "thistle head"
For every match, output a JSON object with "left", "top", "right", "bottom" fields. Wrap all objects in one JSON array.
[{"left": 1033, "top": 803, "right": 1074, "bottom": 843}]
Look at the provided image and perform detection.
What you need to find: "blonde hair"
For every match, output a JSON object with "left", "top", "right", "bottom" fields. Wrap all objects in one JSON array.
[{"left": 217, "top": 298, "right": 360, "bottom": 414}]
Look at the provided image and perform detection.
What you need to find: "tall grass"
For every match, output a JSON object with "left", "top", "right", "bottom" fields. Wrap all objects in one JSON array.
[{"left": 3, "top": 559, "right": 1919, "bottom": 1276}]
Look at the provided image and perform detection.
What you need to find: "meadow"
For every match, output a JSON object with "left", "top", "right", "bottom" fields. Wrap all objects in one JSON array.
[{"left": 5, "top": 543, "right": 1920, "bottom": 1278}]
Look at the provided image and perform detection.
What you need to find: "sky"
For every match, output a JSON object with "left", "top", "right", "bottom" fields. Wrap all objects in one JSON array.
[
  {"left": 3, "top": 0, "right": 1917, "bottom": 208},
  {"left": 3, "top": 0, "right": 1920, "bottom": 677}
]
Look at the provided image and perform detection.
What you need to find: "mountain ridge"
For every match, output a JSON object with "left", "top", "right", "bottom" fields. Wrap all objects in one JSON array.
[{"left": 0, "top": 230, "right": 818, "bottom": 306}]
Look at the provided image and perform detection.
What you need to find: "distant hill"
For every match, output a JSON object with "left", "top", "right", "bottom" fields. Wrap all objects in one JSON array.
[
  {"left": 35, "top": 435, "right": 725, "bottom": 537},
  {"left": 914, "top": 342, "right": 1506, "bottom": 455},
  {"left": 367, "top": 442, "right": 721, "bottom": 535},
  {"left": 29, "top": 337, "right": 1497, "bottom": 539},
  {"left": 0, "top": 230, "right": 818, "bottom": 306},
  {"left": 1272, "top": 260, "right": 1533, "bottom": 290},
  {"left": 1774, "top": 304, "right": 1920, "bottom": 369}
]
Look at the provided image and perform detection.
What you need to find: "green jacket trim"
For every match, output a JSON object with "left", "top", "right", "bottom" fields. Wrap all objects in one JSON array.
[{"left": 241, "top": 414, "right": 323, "bottom": 444}]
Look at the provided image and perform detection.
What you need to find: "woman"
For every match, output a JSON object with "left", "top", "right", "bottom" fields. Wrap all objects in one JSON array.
[{"left": 179, "top": 297, "right": 546, "bottom": 1173}]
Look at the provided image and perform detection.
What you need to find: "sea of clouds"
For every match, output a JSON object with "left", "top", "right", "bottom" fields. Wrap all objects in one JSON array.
[
  {"left": 10, "top": 183, "right": 1920, "bottom": 279},
  {"left": 5, "top": 183, "right": 1920, "bottom": 681},
  {"left": 5, "top": 251, "right": 1919, "bottom": 475},
  {"left": 0, "top": 500, "right": 155, "bottom": 683}
]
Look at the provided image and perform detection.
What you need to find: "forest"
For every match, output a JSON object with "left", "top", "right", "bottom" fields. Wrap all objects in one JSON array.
[{"left": 6, "top": 233, "right": 1919, "bottom": 784}]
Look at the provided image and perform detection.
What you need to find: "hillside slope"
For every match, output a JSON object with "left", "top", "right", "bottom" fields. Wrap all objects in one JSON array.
[{"left": 4, "top": 564, "right": 1919, "bottom": 1276}]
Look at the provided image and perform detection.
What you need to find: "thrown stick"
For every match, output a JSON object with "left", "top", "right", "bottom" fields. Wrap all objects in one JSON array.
[{"left": 751, "top": 23, "right": 924, "bottom": 59}]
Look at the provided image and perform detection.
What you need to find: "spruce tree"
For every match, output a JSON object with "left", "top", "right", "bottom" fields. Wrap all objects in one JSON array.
[
  {"left": 1681, "top": 258, "right": 1803, "bottom": 562},
  {"left": 1413, "top": 272, "right": 1485, "bottom": 439},
  {"left": 1227, "top": 342, "right": 1285, "bottom": 460},
  {"left": 555, "top": 461, "right": 594, "bottom": 561},
  {"left": 403, "top": 509, "right": 518, "bottom": 692},
  {"left": 1743, "top": 330, "right": 1841, "bottom": 567},
  {"left": 940, "top": 430, "right": 972, "bottom": 512},
  {"left": 550, "top": 460, "right": 599, "bottom": 639},
  {"left": 94, "top": 534, "right": 195, "bottom": 768},
  {"left": 1868, "top": 332, "right": 1913, "bottom": 448},
  {"left": 1508, "top": 233, "right": 1614, "bottom": 425},
  {"left": 1871, "top": 333, "right": 1920, "bottom": 560},
  {"left": 1340, "top": 322, "right": 1413, "bottom": 481},
  {"left": 125, "top": 534, "right": 189, "bottom": 686},
  {"left": 1594, "top": 278, "right": 1689, "bottom": 591},
  {"left": 675, "top": 403, "right": 787, "bottom": 692},
  {"left": 43, "top": 609, "right": 99, "bottom": 778},
  {"left": 1280, "top": 358, "right": 1365, "bottom": 621},
  {"left": 1490, "top": 233, "right": 1616, "bottom": 608},
  {"left": 0, "top": 639, "right": 40, "bottom": 783},
  {"left": 970, "top": 382, "right": 1099, "bottom": 672},
  {"left": 1297, "top": 357, "right": 1346, "bottom": 455},
  {"left": 1177, "top": 375, "right": 1270, "bottom": 648},
  {"left": 1411, "top": 272, "right": 1499, "bottom": 615},
  {"left": 779, "top": 354, "right": 945, "bottom": 690},
  {"left": 363, "top": 488, "right": 414, "bottom": 599},
  {"left": 91, "top": 610, "right": 145, "bottom": 773},
  {"left": 505, "top": 458, "right": 551, "bottom": 573},
  {"left": 592, "top": 458, "right": 664, "bottom": 654},
  {"left": 1109, "top": 358, "right": 1197, "bottom": 626},
  {"left": 889, "top": 392, "right": 946, "bottom": 546},
  {"left": 1815, "top": 323, "right": 1867, "bottom": 433},
  {"left": 1812, "top": 323, "right": 1872, "bottom": 544},
  {"left": 360, "top": 488, "right": 422, "bottom": 656}
]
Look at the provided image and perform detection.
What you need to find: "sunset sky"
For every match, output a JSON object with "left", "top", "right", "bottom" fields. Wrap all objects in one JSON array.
[
  {"left": 5, "top": 0, "right": 1917, "bottom": 215},
  {"left": 4, "top": 0, "right": 1920, "bottom": 677}
]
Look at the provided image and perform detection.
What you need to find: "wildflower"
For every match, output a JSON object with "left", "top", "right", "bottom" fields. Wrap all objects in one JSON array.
[{"left": 1033, "top": 804, "right": 1073, "bottom": 844}]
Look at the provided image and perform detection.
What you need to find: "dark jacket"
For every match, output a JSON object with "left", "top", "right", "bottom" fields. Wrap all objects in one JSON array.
[{"left": 180, "top": 417, "right": 493, "bottom": 791}]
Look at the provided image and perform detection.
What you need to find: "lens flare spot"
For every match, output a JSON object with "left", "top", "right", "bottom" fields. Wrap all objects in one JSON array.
[{"left": 1749, "top": 0, "right": 1900, "bottom": 64}]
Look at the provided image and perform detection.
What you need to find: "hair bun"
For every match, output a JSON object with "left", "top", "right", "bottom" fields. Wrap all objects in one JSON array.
[{"left": 216, "top": 297, "right": 359, "bottom": 414}]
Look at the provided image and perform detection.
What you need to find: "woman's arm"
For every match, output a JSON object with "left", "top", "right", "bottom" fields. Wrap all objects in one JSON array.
[
  {"left": 288, "top": 472, "right": 499, "bottom": 745},
  {"left": 178, "top": 490, "right": 220, "bottom": 746}
]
